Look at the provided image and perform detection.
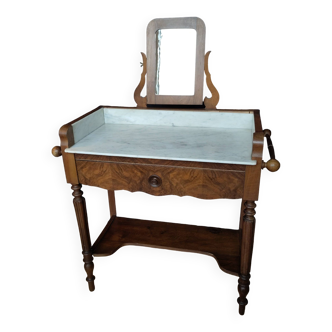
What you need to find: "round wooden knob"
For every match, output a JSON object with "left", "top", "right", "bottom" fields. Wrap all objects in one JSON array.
[
  {"left": 262, "top": 159, "right": 280, "bottom": 172},
  {"left": 52, "top": 146, "right": 62, "bottom": 157},
  {"left": 148, "top": 175, "right": 162, "bottom": 188}
]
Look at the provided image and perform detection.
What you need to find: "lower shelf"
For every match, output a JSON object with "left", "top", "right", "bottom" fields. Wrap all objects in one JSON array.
[{"left": 92, "top": 216, "right": 240, "bottom": 276}]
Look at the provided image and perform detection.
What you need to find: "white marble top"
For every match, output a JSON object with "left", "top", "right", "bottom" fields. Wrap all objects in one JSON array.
[{"left": 65, "top": 107, "right": 256, "bottom": 165}]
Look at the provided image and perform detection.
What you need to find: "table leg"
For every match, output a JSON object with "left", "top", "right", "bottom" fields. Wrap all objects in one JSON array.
[
  {"left": 238, "top": 199, "right": 245, "bottom": 231},
  {"left": 237, "top": 200, "right": 256, "bottom": 315},
  {"left": 71, "top": 184, "right": 95, "bottom": 291},
  {"left": 108, "top": 190, "right": 116, "bottom": 218}
]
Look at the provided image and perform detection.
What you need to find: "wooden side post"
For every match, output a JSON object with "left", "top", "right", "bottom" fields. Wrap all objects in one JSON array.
[
  {"left": 71, "top": 184, "right": 97, "bottom": 293},
  {"left": 237, "top": 200, "right": 256, "bottom": 315}
]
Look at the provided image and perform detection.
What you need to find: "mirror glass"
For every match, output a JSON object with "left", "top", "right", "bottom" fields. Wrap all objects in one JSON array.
[{"left": 155, "top": 29, "right": 196, "bottom": 96}]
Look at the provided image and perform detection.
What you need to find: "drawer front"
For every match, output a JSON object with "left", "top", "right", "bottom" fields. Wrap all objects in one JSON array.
[{"left": 76, "top": 160, "right": 245, "bottom": 199}]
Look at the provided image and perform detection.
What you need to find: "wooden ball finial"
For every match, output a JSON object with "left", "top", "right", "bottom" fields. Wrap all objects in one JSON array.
[
  {"left": 265, "top": 159, "right": 280, "bottom": 172},
  {"left": 52, "top": 146, "right": 62, "bottom": 157}
]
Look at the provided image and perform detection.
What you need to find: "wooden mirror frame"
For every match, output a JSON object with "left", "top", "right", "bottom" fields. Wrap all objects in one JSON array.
[{"left": 146, "top": 17, "right": 206, "bottom": 106}]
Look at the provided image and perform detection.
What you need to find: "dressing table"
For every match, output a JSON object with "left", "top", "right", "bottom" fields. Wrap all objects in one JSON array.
[{"left": 52, "top": 17, "right": 280, "bottom": 315}]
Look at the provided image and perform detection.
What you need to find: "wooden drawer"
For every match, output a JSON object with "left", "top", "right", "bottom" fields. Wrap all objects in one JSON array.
[{"left": 75, "top": 156, "right": 245, "bottom": 200}]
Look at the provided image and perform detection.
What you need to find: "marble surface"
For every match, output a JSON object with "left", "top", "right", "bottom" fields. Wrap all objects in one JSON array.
[
  {"left": 72, "top": 108, "right": 104, "bottom": 143},
  {"left": 104, "top": 108, "right": 254, "bottom": 129},
  {"left": 67, "top": 108, "right": 256, "bottom": 165},
  {"left": 66, "top": 123, "right": 256, "bottom": 165}
]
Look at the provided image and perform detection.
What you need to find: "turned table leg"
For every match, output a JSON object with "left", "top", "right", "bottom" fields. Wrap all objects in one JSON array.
[
  {"left": 72, "top": 184, "right": 95, "bottom": 291},
  {"left": 108, "top": 190, "right": 116, "bottom": 218},
  {"left": 237, "top": 200, "right": 256, "bottom": 315}
]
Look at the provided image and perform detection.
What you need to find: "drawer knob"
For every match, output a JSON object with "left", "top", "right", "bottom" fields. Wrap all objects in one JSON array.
[{"left": 148, "top": 175, "right": 162, "bottom": 188}]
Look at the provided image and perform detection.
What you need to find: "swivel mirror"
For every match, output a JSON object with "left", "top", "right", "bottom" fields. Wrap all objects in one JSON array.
[{"left": 146, "top": 17, "right": 205, "bottom": 105}]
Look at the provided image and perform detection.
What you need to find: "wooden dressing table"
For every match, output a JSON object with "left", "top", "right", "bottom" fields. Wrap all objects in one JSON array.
[{"left": 52, "top": 17, "right": 280, "bottom": 315}]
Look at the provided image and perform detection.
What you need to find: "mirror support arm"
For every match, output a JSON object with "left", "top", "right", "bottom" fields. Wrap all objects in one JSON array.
[
  {"left": 204, "top": 51, "right": 219, "bottom": 109},
  {"left": 134, "top": 52, "right": 147, "bottom": 108}
]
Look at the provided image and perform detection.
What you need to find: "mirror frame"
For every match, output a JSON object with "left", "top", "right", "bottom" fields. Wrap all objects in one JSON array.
[{"left": 146, "top": 17, "right": 206, "bottom": 106}]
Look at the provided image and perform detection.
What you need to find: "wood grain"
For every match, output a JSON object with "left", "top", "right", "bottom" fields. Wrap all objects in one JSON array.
[{"left": 76, "top": 159, "right": 245, "bottom": 200}]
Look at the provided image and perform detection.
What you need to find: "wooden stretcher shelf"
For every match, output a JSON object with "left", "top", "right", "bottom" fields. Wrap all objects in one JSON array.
[{"left": 92, "top": 216, "right": 241, "bottom": 276}]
